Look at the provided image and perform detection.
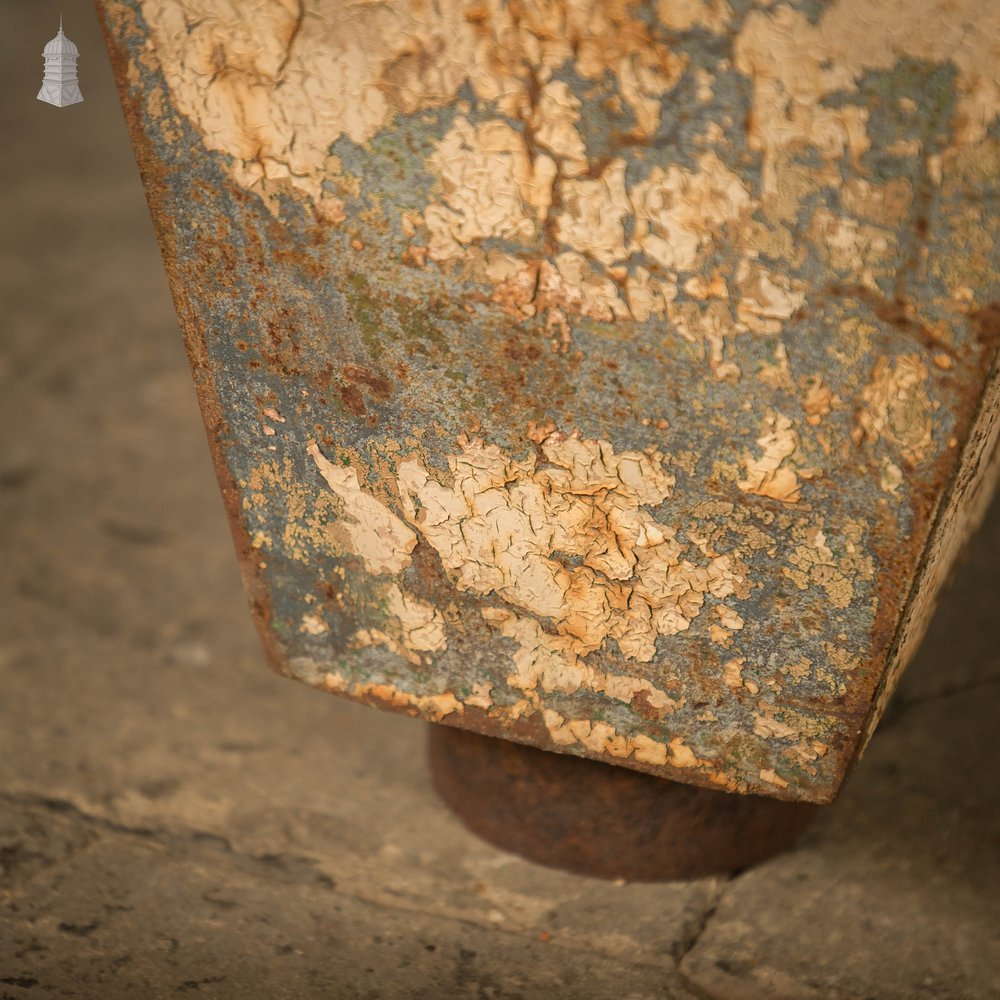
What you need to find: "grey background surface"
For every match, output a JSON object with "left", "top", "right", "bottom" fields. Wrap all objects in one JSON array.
[{"left": 1, "top": 3, "right": 998, "bottom": 997}]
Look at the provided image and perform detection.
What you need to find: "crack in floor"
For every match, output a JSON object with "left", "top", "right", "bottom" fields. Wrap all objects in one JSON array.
[
  {"left": 0, "top": 789, "right": 720, "bottom": 982},
  {"left": 877, "top": 674, "right": 1000, "bottom": 730},
  {"left": 672, "top": 881, "right": 727, "bottom": 966}
]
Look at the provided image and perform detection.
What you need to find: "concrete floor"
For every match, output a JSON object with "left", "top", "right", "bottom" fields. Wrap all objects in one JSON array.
[{"left": 2, "top": 3, "right": 999, "bottom": 998}]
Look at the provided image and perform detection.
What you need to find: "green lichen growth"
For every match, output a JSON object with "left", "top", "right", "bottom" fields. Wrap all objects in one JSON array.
[
  {"left": 343, "top": 269, "right": 387, "bottom": 361},
  {"left": 394, "top": 293, "right": 447, "bottom": 349}
]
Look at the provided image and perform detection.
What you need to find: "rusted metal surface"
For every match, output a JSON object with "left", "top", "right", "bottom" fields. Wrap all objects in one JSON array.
[
  {"left": 428, "top": 724, "right": 818, "bottom": 880},
  {"left": 97, "top": 0, "right": 1000, "bottom": 803}
]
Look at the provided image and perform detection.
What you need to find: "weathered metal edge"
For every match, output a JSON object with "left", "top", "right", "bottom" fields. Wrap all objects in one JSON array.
[
  {"left": 94, "top": 0, "right": 290, "bottom": 687},
  {"left": 856, "top": 311, "right": 1000, "bottom": 761}
]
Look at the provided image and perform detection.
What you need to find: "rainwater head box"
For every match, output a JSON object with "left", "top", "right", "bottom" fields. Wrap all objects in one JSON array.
[{"left": 97, "top": 0, "right": 1000, "bottom": 804}]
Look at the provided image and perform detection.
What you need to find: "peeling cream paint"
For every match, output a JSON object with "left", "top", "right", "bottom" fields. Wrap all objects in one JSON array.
[
  {"left": 134, "top": 0, "right": 778, "bottom": 371},
  {"left": 714, "top": 605, "right": 744, "bottom": 630},
  {"left": 354, "top": 582, "right": 447, "bottom": 665},
  {"left": 465, "top": 681, "right": 494, "bottom": 710},
  {"left": 881, "top": 460, "right": 904, "bottom": 497},
  {"left": 541, "top": 708, "right": 703, "bottom": 771},
  {"left": 130, "top": 0, "right": 998, "bottom": 393},
  {"left": 425, "top": 142, "right": 755, "bottom": 341},
  {"left": 782, "top": 522, "right": 872, "bottom": 609},
  {"left": 630, "top": 153, "right": 753, "bottom": 273},
  {"left": 396, "top": 430, "right": 750, "bottom": 664},
  {"left": 802, "top": 375, "right": 835, "bottom": 426},
  {"left": 625, "top": 266, "right": 678, "bottom": 323},
  {"left": 735, "top": 0, "right": 1000, "bottom": 187},
  {"left": 735, "top": 258, "right": 805, "bottom": 335},
  {"left": 658, "top": 0, "right": 731, "bottom": 33},
  {"left": 482, "top": 607, "right": 679, "bottom": 711},
  {"left": 308, "top": 441, "right": 416, "bottom": 575},
  {"left": 532, "top": 79, "right": 588, "bottom": 176},
  {"left": 139, "top": 0, "right": 689, "bottom": 206},
  {"left": 759, "top": 767, "right": 789, "bottom": 789},
  {"left": 323, "top": 670, "right": 462, "bottom": 721},
  {"left": 738, "top": 412, "right": 803, "bottom": 503},
  {"left": 753, "top": 712, "right": 799, "bottom": 741},
  {"left": 245, "top": 457, "right": 347, "bottom": 563},
  {"left": 424, "top": 116, "right": 554, "bottom": 261},
  {"left": 722, "top": 656, "right": 745, "bottom": 689},
  {"left": 810, "top": 210, "right": 893, "bottom": 282},
  {"left": 557, "top": 160, "right": 630, "bottom": 267},
  {"left": 300, "top": 612, "right": 328, "bottom": 635},
  {"left": 856, "top": 355, "right": 934, "bottom": 465}
]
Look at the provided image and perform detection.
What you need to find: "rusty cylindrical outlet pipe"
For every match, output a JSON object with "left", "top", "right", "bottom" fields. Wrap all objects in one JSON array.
[{"left": 428, "top": 724, "right": 820, "bottom": 881}]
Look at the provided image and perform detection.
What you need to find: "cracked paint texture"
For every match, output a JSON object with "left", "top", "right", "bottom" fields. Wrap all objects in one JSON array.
[{"left": 99, "top": 0, "right": 1000, "bottom": 802}]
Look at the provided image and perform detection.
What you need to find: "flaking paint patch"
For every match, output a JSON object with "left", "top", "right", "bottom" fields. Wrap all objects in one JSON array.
[
  {"left": 134, "top": 0, "right": 1000, "bottom": 396},
  {"left": 629, "top": 154, "right": 753, "bottom": 274},
  {"left": 482, "top": 608, "right": 679, "bottom": 711},
  {"left": 438, "top": 147, "right": 755, "bottom": 330},
  {"left": 810, "top": 210, "right": 894, "bottom": 284},
  {"left": 657, "top": 0, "right": 731, "bottom": 33},
  {"left": 722, "top": 656, "right": 745, "bottom": 689},
  {"left": 759, "top": 768, "right": 789, "bottom": 790},
  {"left": 308, "top": 441, "right": 416, "bottom": 575},
  {"left": 738, "top": 412, "right": 804, "bottom": 503},
  {"left": 802, "top": 376, "right": 835, "bottom": 426},
  {"left": 424, "top": 117, "right": 555, "bottom": 261},
  {"left": 433, "top": 146, "right": 755, "bottom": 359},
  {"left": 735, "top": 0, "right": 1000, "bottom": 182},
  {"left": 735, "top": 258, "right": 806, "bottom": 335},
  {"left": 856, "top": 355, "right": 934, "bottom": 465},
  {"left": 354, "top": 582, "right": 447, "bottom": 665},
  {"left": 714, "top": 605, "right": 744, "bottom": 630},
  {"left": 782, "top": 524, "right": 873, "bottom": 610},
  {"left": 311, "top": 657, "right": 732, "bottom": 787},
  {"left": 323, "top": 670, "right": 462, "bottom": 721},
  {"left": 541, "top": 708, "right": 703, "bottom": 771},
  {"left": 300, "top": 612, "right": 328, "bottom": 635},
  {"left": 138, "top": 0, "right": 688, "bottom": 204},
  {"left": 137, "top": 0, "right": 803, "bottom": 369},
  {"left": 244, "top": 457, "right": 350, "bottom": 563},
  {"left": 396, "top": 430, "right": 750, "bottom": 663}
]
